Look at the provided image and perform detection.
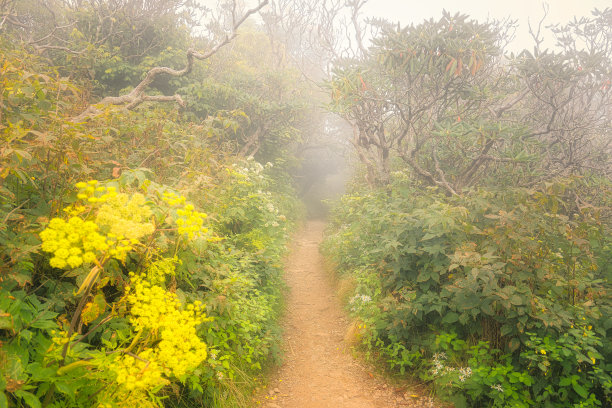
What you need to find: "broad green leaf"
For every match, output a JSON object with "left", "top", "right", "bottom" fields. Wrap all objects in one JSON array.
[
  {"left": 442, "top": 312, "right": 459, "bottom": 324},
  {"left": 572, "top": 382, "right": 589, "bottom": 399},
  {"left": 14, "top": 391, "right": 41, "bottom": 408}
]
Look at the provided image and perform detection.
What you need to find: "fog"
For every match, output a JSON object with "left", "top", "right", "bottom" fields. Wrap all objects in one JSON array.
[{"left": 363, "top": 0, "right": 610, "bottom": 52}]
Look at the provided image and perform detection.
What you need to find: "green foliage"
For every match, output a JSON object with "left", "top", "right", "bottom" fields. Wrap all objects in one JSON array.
[
  {"left": 0, "top": 166, "right": 300, "bottom": 407},
  {"left": 323, "top": 174, "right": 612, "bottom": 407},
  {"left": 323, "top": 10, "right": 611, "bottom": 406},
  {"left": 0, "top": 7, "right": 307, "bottom": 406},
  {"left": 329, "top": 10, "right": 611, "bottom": 191},
  {"left": 180, "top": 28, "right": 312, "bottom": 166}
]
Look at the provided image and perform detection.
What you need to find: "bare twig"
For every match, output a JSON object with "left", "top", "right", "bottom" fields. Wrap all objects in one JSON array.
[{"left": 527, "top": 3, "right": 549, "bottom": 55}]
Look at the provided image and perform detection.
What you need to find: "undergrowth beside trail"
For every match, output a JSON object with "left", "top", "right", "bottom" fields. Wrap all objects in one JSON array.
[
  {"left": 322, "top": 174, "right": 612, "bottom": 408},
  {"left": 2, "top": 160, "right": 302, "bottom": 407},
  {"left": 0, "top": 15, "right": 307, "bottom": 406}
]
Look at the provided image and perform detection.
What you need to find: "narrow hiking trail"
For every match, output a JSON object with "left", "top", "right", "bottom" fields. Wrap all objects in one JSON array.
[{"left": 257, "top": 221, "right": 436, "bottom": 408}]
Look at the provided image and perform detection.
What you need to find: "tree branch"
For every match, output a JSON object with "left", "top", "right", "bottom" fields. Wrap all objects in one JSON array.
[{"left": 71, "top": 0, "right": 269, "bottom": 122}]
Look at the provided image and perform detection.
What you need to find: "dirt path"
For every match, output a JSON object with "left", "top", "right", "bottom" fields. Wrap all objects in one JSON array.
[{"left": 257, "top": 221, "right": 435, "bottom": 408}]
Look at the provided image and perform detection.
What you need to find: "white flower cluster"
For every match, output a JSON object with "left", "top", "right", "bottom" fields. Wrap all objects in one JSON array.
[
  {"left": 431, "top": 352, "right": 447, "bottom": 376},
  {"left": 430, "top": 352, "right": 472, "bottom": 383},
  {"left": 491, "top": 384, "right": 504, "bottom": 392},
  {"left": 349, "top": 293, "right": 372, "bottom": 305},
  {"left": 349, "top": 294, "right": 372, "bottom": 311},
  {"left": 349, "top": 294, "right": 372, "bottom": 303},
  {"left": 266, "top": 202, "right": 277, "bottom": 214},
  {"left": 458, "top": 366, "right": 472, "bottom": 382},
  {"left": 263, "top": 200, "right": 285, "bottom": 228},
  {"left": 232, "top": 159, "right": 264, "bottom": 179}
]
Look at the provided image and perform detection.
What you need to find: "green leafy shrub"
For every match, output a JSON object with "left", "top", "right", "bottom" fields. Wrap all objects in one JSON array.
[
  {"left": 323, "top": 175, "right": 612, "bottom": 407},
  {"left": 1, "top": 4, "right": 309, "bottom": 406},
  {"left": 1, "top": 163, "right": 300, "bottom": 407}
]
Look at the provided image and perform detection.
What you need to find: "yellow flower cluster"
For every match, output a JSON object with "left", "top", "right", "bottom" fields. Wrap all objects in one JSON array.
[
  {"left": 176, "top": 203, "right": 208, "bottom": 239},
  {"left": 156, "top": 306, "right": 208, "bottom": 377},
  {"left": 162, "top": 191, "right": 208, "bottom": 240},
  {"left": 118, "top": 274, "right": 208, "bottom": 388},
  {"left": 147, "top": 257, "right": 179, "bottom": 286},
  {"left": 75, "top": 180, "right": 115, "bottom": 203},
  {"left": 96, "top": 390, "right": 159, "bottom": 408},
  {"left": 96, "top": 192, "right": 154, "bottom": 241},
  {"left": 50, "top": 329, "right": 77, "bottom": 346},
  {"left": 112, "top": 350, "right": 166, "bottom": 391},
  {"left": 60, "top": 180, "right": 114, "bottom": 217},
  {"left": 40, "top": 181, "right": 156, "bottom": 268},
  {"left": 40, "top": 217, "right": 106, "bottom": 269},
  {"left": 126, "top": 278, "right": 177, "bottom": 332},
  {"left": 95, "top": 192, "right": 155, "bottom": 259},
  {"left": 161, "top": 191, "right": 186, "bottom": 207}
]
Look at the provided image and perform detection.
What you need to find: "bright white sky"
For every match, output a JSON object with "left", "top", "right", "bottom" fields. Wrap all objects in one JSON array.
[{"left": 361, "top": 0, "right": 611, "bottom": 52}]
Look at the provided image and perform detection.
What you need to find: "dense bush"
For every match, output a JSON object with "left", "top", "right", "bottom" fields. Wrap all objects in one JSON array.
[
  {"left": 323, "top": 175, "right": 612, "bottom": 407},
  {"left": 0, "top": 6, "right": 307, "bottom": 404},
  {"left": 0, "top": 161, "right": 300, "bottom": 407},
  {"left": 323, "top": 8, "right": 611, "bottom": 407}
]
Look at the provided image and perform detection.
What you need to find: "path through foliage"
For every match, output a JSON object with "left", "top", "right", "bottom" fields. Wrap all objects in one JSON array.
[{"left": 258, "top": 221, "right": 435, "bottom": 408}]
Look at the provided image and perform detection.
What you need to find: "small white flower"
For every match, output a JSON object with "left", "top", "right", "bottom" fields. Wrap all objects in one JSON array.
[
  {"left": 458, "top": 367, "right": 472, "bottom": 382},
  {"left": 491, "top": 384, "right": 504, "bottom": 392},
  {"left": 433, "top": 352, "right": 447, "bottom": 361},
  {"left": 350, "top": 294, "right": 372, "bottom": 304}
]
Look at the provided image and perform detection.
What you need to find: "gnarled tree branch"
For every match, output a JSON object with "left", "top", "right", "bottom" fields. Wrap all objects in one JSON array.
[{"left": 72, "top": 0, "right": 269, "bottom": 122}]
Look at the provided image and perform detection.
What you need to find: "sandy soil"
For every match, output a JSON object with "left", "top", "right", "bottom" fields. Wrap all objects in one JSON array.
[{"left": 256, "top": 221, "right": 438, "bottom": 408}]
